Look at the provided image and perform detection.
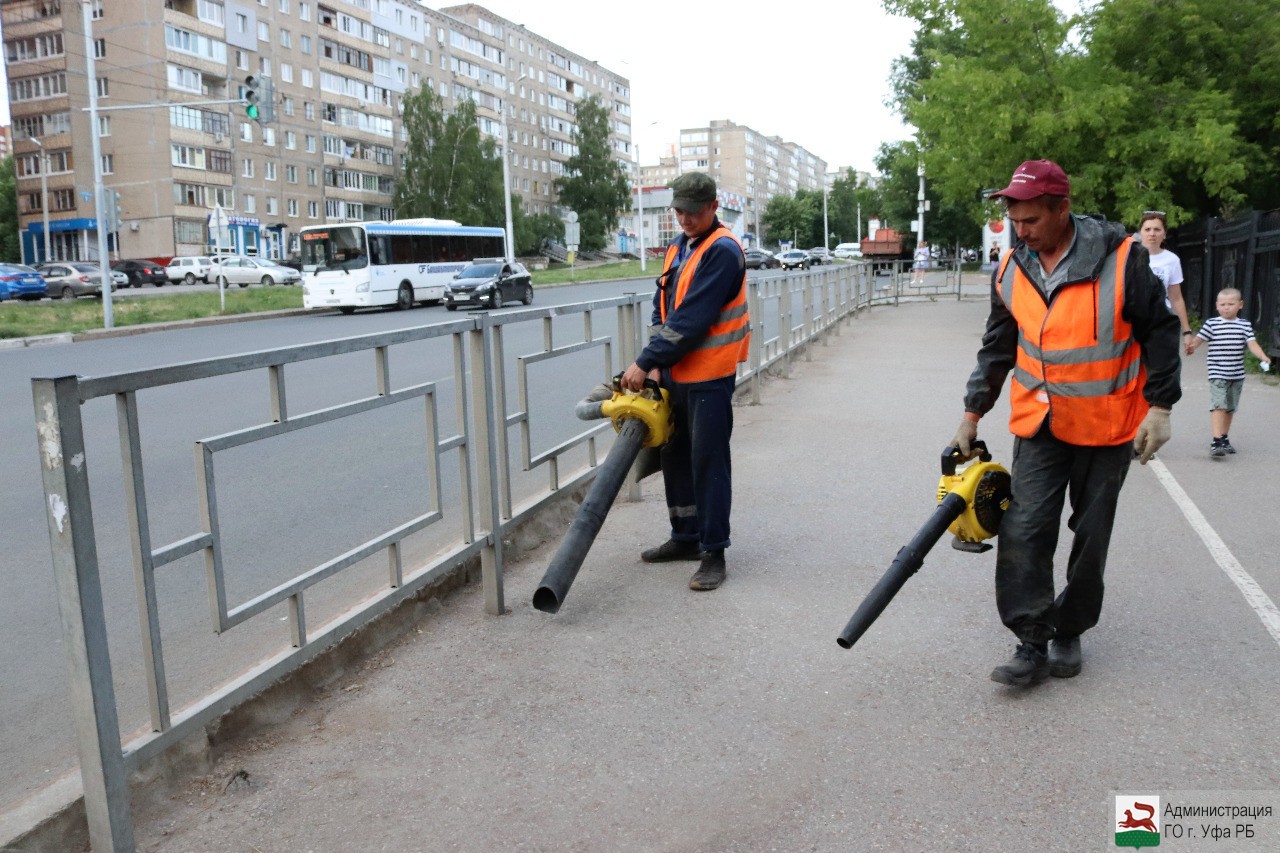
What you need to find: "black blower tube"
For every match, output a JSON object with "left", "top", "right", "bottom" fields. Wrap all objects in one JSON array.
[
  {"left": 533, "top": 417, "right": 650, "bottom": 613},
  {"left": 836, "top": 491, "right": 968, "bottom": 649}
]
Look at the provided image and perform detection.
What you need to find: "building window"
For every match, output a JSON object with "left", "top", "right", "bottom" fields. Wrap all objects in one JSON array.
[
  {"left": 285, "top": 164, "right": 297, "bottom": 183},
  {"left": 242, "top": 158, "right": 254, "bottom": 178},
  {"left": 98, "top": 115, "right": 110, "bottom": 136},
  {"left": 265, "top": 161, "right": 277, "bottom": 181},
  {"left": 287, "top": 198, "right": 298, "bottom": 217},
  {"left": 175, "top": 219, "right": 206, "bottom": 244},
  {"left": 307, "top": 201, "right": 318, "bottom": 218},
  {"left": 101, "top": 154, "right": 114, "bottom": 174},
  {"left": 94, "top": 38, "right": 106, "bottom": 59},
  {"left": 257, "top": 21, "right": 269, "bottom": 42},
  {"left": 244, "top": 194, "right": 256, "bottom": 213}
]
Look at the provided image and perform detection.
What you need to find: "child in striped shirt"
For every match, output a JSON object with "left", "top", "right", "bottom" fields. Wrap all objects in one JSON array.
[{"left": 1186, "top": 288, "right": 1272, "bottom": 456}]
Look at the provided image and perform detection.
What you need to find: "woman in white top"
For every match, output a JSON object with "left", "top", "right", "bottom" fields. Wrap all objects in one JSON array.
[{"left": 1138, "top": 211, "right": 1191, "bottom": 344}]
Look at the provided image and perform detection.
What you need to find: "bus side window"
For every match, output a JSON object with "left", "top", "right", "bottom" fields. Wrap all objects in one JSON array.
[{"left": 369, "top": 236, "right": 387, "bottom": 266}]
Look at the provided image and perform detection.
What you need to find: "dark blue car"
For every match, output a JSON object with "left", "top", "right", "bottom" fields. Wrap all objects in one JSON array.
[{"left": 0, "top": 263, "right": 49, "bottom": 301}]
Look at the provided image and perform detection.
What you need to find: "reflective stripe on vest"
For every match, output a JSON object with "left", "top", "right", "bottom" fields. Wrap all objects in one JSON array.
[
  {"left": 659, "top": 226, "right": 751, "bottom": 382},
  {"left": 996, "top": 239, "right": 1147, "bottom": 445}
]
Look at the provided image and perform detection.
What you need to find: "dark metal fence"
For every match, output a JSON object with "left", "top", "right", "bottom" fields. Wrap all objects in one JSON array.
[{"left": 1170, "top": 210, "right": 1280, "bottom": 355}]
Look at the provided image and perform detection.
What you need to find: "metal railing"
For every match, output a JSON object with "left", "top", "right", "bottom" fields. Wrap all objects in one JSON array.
[{"left": 28, "top": 262, "right": 897, "bottom": 851}]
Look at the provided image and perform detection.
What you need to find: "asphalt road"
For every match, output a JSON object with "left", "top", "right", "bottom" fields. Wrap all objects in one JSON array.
[{"left": 0, "top": 268, "right": 799, "bottom": 810}]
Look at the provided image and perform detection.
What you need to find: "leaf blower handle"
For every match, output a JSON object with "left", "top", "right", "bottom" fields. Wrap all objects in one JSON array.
[
  {"left": 613, "top": 371, "right": 662, "bottom": 399},
  {"left": 941, "top": 439, "right": 991, "bottom": 477}
]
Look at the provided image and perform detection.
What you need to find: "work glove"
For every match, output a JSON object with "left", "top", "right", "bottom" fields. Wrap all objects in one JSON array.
[
  {"left": 951, "top": 417, "right": 978, "bottom": 458},
  {"left": 1133, "top": 408, "right": 1171, "bottom": 465}
]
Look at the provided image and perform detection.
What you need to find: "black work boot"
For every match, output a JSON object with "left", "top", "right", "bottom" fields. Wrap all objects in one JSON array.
[
  {"left": 640, "top": 539, "right": 702, "bottom": 563},
  {"left": 1048, "top": 635, "right": 1082, "bottom": 678},
  {"left": 990, "top": 642, "right": 1049, "bottom": 686},
  {"left": 688, "top": 551, "right": 726, "bottom": 591}
]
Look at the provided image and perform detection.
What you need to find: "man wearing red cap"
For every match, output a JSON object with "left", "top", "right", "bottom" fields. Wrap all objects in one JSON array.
[{"left": 951, "top": 160, "right": 1182, "bottom": 686}]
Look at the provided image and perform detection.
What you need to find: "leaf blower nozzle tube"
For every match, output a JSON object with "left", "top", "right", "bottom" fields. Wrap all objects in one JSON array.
[
  {"left": 575, "top": 383, "right": 615, "bottom": 421},
  {"left": 533, "top": 416, "right": 650, "bottom": 614},
  {"left": 836, "top": 491, "right": 968, "bottom": 649}
]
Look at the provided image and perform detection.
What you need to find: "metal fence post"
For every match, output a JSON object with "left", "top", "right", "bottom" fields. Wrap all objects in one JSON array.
[
  {"left": 32, "top": 376, "right": 135, "bottom": 852},
  {"left": 467, "top": 321, "right": 506, "bottom": 615},
  {"left": 748, "top": 281, "right": 763, "bottom": 405}
]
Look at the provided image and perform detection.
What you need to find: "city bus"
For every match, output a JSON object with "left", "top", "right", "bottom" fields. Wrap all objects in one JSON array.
[{"left": 299, "top": 219, "right": 506, "bottom": 314}]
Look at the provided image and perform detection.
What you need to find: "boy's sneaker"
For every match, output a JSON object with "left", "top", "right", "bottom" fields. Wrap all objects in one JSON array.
[
  {"left": 1210, "top": 438, "right": 1227, "bottom": 457},
  {"left": 1222, "top": 438, "right": 1236, "bottom": 454}
]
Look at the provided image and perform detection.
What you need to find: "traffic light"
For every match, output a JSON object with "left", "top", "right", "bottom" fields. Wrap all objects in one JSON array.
[{"left": 243, "top": 75, "right": 261, "bottom": 121}]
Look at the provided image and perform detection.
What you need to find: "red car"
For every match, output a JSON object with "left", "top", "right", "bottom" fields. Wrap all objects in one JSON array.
[{"left": 111, "top": 259, "right": 168, "bottom": 287}]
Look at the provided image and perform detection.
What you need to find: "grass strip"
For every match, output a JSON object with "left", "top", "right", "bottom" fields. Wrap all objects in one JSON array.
[{"left": 0, "top": 287, "right": 304, "bottom": 338}]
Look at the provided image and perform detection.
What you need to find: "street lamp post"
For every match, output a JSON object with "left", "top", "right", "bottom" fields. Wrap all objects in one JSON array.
[
  {"left": 822, "top": 174, "right": 830, "bottom": 251},
  {"left": 500, "top": 74, "right": 528, "bottom": 265},
  {"left": 635, "top": 143, "right": 646, "bottom": 273},
  {"left": 29, "top": 137, "right": 51, "bottom": 264}
]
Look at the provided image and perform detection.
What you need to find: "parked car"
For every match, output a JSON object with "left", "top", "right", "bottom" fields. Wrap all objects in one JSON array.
[
  {"left": 166, "top": 255, "right": 213, "bottom": 284},
  {"left": 110, "top": 269, "right": 129, "bottom": 287},
  {"left": 744, "top": 249, "right": 780, "bottom": 270},
  {"left": 36, "top": 262, "right": 106, "bottom": 299},
  {"left": 807, "top": 247, "right": 832, "bottom": 265},
  {"left": 777, "top": 250, "right": 810, "bottom": 271},
  {"left": 833, "top": 243, "right": 863, "bottom": 260},
  {"left": 0, "top": 263, "right": 49, "bottom": 301},
  {"left": 210, "top": 255, "right": 303, "bottom": 288},
  {"left": 444, "top": 259, "right": 533, "bottom": 310},
  {"left": 277, "top": 254, "right": 305, "bottom": 273},
  {"left": 112, "top": 259, "right": 168, "bottom": 288}
]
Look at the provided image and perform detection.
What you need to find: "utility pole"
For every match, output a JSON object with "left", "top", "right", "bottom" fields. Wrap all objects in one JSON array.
[
  {"left": 635, "top": 143, "right": 645, "bottom": 273},
  {"left": 30, "top": 137, "right": 51, "bottom": 264},
  {"left": 83, "top": 0, "right": 114, "bottom": 328}
]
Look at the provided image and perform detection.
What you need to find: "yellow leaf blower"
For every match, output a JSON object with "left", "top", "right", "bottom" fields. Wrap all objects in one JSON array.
[
  {"left": 533, "top": 376, "right": 673, "bottom": 614},
  {"left": 836, "top": 441, "right": 1010, "bottom": 649}
]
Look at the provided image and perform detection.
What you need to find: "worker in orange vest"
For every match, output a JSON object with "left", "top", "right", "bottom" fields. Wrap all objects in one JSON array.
[
  {"left": 951, "top": 160, "right": 1182, "bottom": 686},
  {"left": 621, "top": 172, "right": 750, "bottom": 592}
]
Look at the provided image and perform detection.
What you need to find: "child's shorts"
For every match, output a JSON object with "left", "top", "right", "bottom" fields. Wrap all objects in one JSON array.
[{"left": 1209, "top": 379, "right": 1243, "bottom": 412}]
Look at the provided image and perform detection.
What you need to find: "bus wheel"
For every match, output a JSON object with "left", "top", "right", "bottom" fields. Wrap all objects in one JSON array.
[
  {"left": 396, "top": 283, "right": 414, "bottom": 310},
  {"left": 338, "top": 307, "right": 356, "bottom": 315}
]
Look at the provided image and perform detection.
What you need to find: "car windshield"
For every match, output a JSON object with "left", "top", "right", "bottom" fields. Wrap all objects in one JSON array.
[
  {"left": 458, "top": 264, "right": 501, "bottom": 279},
  {"left": 72, "top": 264, "right": 99, "bottom": 272}
]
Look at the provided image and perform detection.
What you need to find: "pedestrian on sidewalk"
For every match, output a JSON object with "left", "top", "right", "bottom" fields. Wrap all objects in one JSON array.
[
  {"left": 950, "top": 159, "right": 1182, "bottom": 686},
  {"left": 912, "top": 242, "right": 930, "bottom": 284},
  {"left": 1186, "top": 287, "right": 1272, "bottom": 456},
  {"left": 1137, "top": 211, "right": 1192, "bottom": 339},
  {"left": 621, "top": 172, "right": 751, "bottom": 591}
]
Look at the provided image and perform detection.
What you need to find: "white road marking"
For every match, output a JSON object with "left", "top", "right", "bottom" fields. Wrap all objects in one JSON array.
[{"left": 1149, "top": 458, "right": 1280, "bottom": 647}]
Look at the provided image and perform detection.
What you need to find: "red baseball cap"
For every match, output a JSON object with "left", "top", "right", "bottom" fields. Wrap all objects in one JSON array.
[{"left": 990, "top": 160, "right": 1070, "bottom": 200}]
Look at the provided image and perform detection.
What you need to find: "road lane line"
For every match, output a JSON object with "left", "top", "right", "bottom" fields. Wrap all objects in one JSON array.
[{"left": 1149, "top": 458, "right": 1280, "bottom": 648}]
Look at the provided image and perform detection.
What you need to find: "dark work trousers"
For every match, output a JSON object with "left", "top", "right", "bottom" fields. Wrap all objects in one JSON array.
[
  {"left": 659, "top": 374, "right": 736, "bottom": 552},
  {"left": 995, "top": 429, "right": 1133, "bottom": 645}
]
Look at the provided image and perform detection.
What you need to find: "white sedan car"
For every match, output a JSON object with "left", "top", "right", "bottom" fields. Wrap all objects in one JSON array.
[{"left": 210, "top": 255, "right": 302, "bottom": 288}]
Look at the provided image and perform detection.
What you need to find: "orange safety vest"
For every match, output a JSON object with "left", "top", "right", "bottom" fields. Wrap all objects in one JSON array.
[
  {"left": 659, "top": 226, "right": 751, "bottom": 382},
  {"left": 997, "top": 238, "right": 1147, "bottom": 445}
]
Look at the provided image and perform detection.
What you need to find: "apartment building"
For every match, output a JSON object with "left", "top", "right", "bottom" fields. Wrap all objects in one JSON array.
[
  {"left": 0, "top": 125, "right": 11, "bottom": 158},
  {"left": 2, "top": 0, "right": 631, "bottom": 264}
]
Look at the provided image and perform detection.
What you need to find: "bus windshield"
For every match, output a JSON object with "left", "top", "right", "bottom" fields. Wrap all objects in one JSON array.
[{"left": 301, "top": 226, "right": 369, "bottom": 271}]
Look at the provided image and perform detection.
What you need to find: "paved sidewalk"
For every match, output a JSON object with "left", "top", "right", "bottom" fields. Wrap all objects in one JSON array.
[{"left": 132, "top": 299, "right": 1280, "bottom": 852}]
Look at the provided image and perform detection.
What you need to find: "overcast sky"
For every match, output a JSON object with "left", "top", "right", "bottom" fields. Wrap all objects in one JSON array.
[
  {"left": 1, "top": 2, "right": 921, "bottom": 173},
  {"left": 475, "top": 0, "right": 920, "bottom": 173}
]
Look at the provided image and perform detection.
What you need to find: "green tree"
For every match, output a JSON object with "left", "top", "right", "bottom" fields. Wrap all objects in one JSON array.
[
  {"left": 827, "top": 168, "right": 879, "bottom": 246},
  {"left": 393, "top": 86, "right": 504, "bottom": 226},
  {"left": 554, "top": 95, "right": 630, "bottom": 252},
  {"left": 873, "top": 140, "right": 979, "bottom": 252},
  {"left": 0, "top": 156, "right": 20, "bottom": 263},
  {"left": 761, "top": 194, "right": 816, "bottom": 248},
  {"left": 512, "top": 197, "right": 563, "bottom": 256},
  {"left": 883, "top": 0, "right": 1280, "bottom": 225}
]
